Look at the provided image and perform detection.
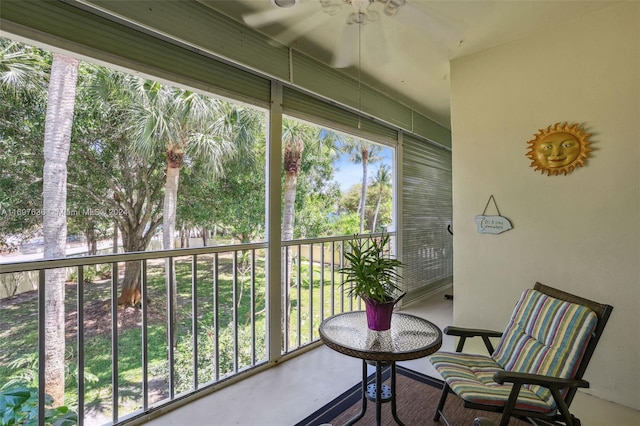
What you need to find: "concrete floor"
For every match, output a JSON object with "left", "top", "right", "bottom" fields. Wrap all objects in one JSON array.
[{"left": 142, "top": 287, "right": 639, "bottom": 426}]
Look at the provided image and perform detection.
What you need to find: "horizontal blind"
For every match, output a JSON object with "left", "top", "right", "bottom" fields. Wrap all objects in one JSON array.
[
  {"left": 0, "top": 0, "right": 272, "bottom": 106},
  {"left": 1, "top": 0, "right": 451, "bottom": 146},
  {"left": 290, "top": 51, "right": 413, "bottom": 132},
  {"left": 402, "top": 134, "right": 453, "bottom": 302},
  {"left": 282, "top": 86, "right": 398, "bottom": 146}
]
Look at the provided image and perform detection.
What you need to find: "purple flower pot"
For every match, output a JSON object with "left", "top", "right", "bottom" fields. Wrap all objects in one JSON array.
[{"left": 364, "top": 298, "right": 396, "bottom": 331}]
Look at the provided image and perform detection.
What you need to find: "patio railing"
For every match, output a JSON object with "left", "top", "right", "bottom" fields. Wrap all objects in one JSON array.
[{"left": 0, "top": 233, "right": 394, "bottom": 425}]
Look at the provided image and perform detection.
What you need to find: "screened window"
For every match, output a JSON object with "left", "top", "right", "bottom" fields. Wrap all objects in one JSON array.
[
  {"left": 401, "top": 135, "right": 453, "bottom": 302},
  {"left": 280, "top": 115, "right": 394, "bottom": 240}
]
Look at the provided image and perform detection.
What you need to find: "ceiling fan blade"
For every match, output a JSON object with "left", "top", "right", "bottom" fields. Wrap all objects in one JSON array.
[
  {"left": 331, "top": 22, "right": 359, "bottom": 68},
  {"left": 242, "top": 1, "right": 317, "bottom": 28},
  {"left": 271, "top": 9, "right": 332, "bottom": 46}
]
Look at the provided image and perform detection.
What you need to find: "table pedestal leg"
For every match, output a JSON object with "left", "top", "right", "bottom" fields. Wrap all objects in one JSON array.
[
  {"left": 389, "top": 362, "right": 404, "bottom": 425},
  {"left": 344, "top": 360, "right": 368, "bottom": 426},
  {"left": 344, "top": 360, "right": 405, "bottom": 426},
  {"left": 375, "top": 361, "right": 382, "bottom": 425}
]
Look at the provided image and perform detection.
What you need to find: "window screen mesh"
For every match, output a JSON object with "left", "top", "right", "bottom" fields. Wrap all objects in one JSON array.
[{"left": 401, "top": 135, "right": 453, "bottom": 302}]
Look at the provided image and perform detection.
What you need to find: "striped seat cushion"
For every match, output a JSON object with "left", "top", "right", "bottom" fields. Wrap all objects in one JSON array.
[
  {"left": 429, "top": 352, "right": 555, "bottom": 413},
  {"left": 430, "top": 289, "right": 598, "bottom": 413}
]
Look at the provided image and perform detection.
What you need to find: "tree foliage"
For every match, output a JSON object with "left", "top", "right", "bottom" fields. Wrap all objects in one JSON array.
[
  {"left": 0, "top": 39, "right": 49, "bottom": 245},
  {"left": 0, "top": 35, "right": 398, "bottom": 418},
  {"left": 0, "top": 36, "right": 395, "bottom": 255},
  {"left": 177, "top": 130, "right": 266, "bottom": 244}
]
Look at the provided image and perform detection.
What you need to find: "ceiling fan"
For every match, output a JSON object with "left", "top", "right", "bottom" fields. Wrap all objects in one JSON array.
[{"left": 242, "top": 0, "right": 460, "bottom": 69}]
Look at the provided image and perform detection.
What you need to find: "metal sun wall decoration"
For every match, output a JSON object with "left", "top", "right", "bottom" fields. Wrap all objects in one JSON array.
[{"left": 526, "top": 122, "right": 592, "bottom": 176}]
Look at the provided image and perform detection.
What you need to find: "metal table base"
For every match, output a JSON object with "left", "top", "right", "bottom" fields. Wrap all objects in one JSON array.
[
  {"left": 319, "top": 312, "right": 442, "bottom": 426},
  {"left": 344, "top": 359, "right": 405, "bottom": 426}
]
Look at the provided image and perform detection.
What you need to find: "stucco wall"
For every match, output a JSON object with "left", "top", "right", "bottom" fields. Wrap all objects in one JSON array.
[{"left": 449, "top": 2, "right": 639, "bottom": 410}]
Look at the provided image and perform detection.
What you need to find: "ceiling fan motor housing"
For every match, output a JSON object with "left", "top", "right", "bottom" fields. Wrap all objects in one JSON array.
[
  {"left": 270, "top": 0, "right": 298, "bottom": 9},
  {"left": 345, "top": 0, "right": 406, "bottom": 17},
  {"left": 346, "top": 0, "right": 374, "bottom": 10}
]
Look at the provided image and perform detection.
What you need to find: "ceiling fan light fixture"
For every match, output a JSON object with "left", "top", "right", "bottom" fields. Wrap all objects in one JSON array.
[
  {"left": 270, "top": 0, "right": 298, "bottom": 9},
  {"left": 382, "top": 0, "right": 405, "bottom": 17},
  {"left": 345, "top": 0, "right": 374, "bottom": 10}
]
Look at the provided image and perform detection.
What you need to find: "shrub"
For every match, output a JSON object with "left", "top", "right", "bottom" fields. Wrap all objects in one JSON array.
[{"left": 0, "top": 386, "right": 77, "bottom": 426}]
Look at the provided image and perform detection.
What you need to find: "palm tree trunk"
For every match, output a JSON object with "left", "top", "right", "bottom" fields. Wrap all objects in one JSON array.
[
  {"left": 282, "top": 170, "right": 298, "bottom": 284},
  {"left": 163, "top": 162, "right": 180, "bottom": 347},
  {"left": 42, "top": 53, "right": 78, "bottom": 405},
  {"left": 281, "top": 170, "right": 299, "bottom": 349},
  {"left": 372, "top": 190, "right": 382, "bottom": 233},
  {"left": 282, "top": 171, "right": 297, "bottom": 242},
  {"left": 359, "top": 152, "right": 369, "bottom": 234},
  {"left": 163, "top": 165, "right": 180, "bottom": 250}
]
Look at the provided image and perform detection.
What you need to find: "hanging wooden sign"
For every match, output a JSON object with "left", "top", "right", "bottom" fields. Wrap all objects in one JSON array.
[
  {"left": 475, "top": 195, "right": 513, "bottom": 234},
  {"left": 475, "top": 215, "right": 513, "bottom": 234}
]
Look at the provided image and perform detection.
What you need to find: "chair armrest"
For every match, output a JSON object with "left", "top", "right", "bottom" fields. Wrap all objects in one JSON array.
[
  {"left": 444, "top": 326, "right": 503, "bottom": 353},
  {"left": 494, "top": 370, "right": 590, "bottom": 390},
  {"left": 493, "top": 371, "right": 589, "bottom": 425},
  {"left": 444, "top": 326, "right": 503, "bottom": 338}
]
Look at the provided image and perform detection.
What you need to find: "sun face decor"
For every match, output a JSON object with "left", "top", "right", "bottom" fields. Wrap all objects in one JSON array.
[{"left": 526, "top": 122, "right": 592, "bottom": 176}]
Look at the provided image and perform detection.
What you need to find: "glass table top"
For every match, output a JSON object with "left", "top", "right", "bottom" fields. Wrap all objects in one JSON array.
[{"left": 319, "top": 311, "right": 442, "bottom": 362}]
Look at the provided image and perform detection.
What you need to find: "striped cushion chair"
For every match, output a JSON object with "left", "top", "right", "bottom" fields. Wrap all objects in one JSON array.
[{"left": 429, "top": 282, "right": 612, "bottom": 426}]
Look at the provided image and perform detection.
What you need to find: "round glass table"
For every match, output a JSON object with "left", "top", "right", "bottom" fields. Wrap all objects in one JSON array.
[{"left": 319, "top": 311, "right": 442, "bottom": 426}]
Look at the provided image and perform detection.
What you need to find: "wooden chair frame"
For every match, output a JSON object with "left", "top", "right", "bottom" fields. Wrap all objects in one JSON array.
[{"left": 433, "top": 282, "right": 613, "bottom": 426}]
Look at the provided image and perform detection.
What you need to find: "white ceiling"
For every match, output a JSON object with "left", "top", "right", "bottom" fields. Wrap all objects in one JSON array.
[{"left": 199, "top": 0, "right": 620, "bottom": 128}]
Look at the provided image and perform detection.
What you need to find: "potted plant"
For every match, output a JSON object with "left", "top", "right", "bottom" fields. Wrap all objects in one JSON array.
[{"left": 340, "top": 233, "right": 404, "bottom": 331}]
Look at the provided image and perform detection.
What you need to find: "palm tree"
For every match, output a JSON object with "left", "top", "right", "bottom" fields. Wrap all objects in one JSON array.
[
  {"left": 2, "top": 39, "right": 78, "bottom": 406},
  {"left": 281, "top": 117, "right": 311, "bottom": 333},
  {"left": 281, "top": 119, "right": 337, "bottom": 269},
  {"left": 341, "top": 139, "right": 382, "bottom": 233},
  {"left": 281, "top": 119, "right": 341, "bottom": 348},
  {"left": 128, "top": 80, "right": 255, "bottom": 251},
  {"left": 127, "top": 79, "right": 259, "bottom": 346},
  {"left": 42, "top": 52, "right": 79, "bottom": 405},
  {"left": 82, "top": 67, "right": 261, "bottom": 307},
  {"left": 282, "top": 119, "right": 311, "bottom": 244},
  {"left": 2, "top": 37, "right": 75, "bottom": 407},
  {"left": 0, "top": 38, "right": 48, "bottom": 95},
  {"left": 371, "top": 163, "right": 391, "bottom": 232}
]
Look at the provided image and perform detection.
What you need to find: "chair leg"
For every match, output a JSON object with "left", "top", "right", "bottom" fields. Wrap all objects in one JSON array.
[
  {"left": 551, "top": 388, "right": 577, "bottom": 426},
  {"left": 434, "top": 382, "right": 451, "bottom": 421},
  {"left": 499, "top": 382, "right": 522, "bottom": 426}
]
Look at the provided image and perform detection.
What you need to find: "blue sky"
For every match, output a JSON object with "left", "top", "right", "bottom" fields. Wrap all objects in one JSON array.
[{"left": 332, "top": 148, "right": 393, "bottom": 192}]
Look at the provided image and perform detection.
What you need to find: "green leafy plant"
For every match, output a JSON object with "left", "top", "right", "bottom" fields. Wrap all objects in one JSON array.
[
  {"left": 0, "top": 386, "right": 77, "bottom": 426},
  {"left": 67, "top": 265, "right": 111, "bottom": 283},
  {"left": 339, "top": 233, "right": 403, "bottom": 303}
]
